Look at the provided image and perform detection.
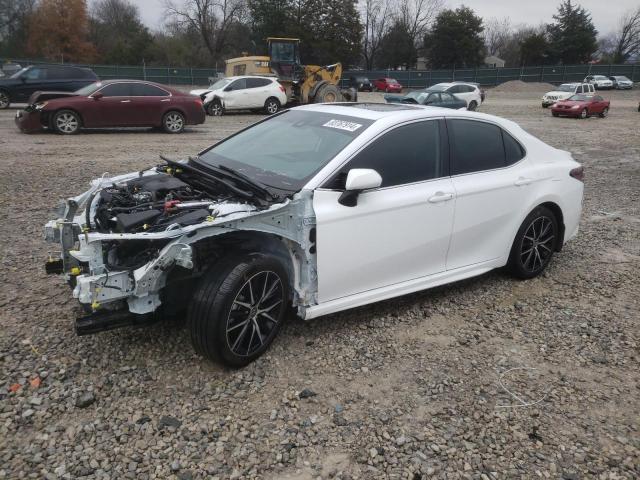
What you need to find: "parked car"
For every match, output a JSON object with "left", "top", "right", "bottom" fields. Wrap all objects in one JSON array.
[
  {"left": 0, "top": 64, "right": 98, "bottom": 109},
  {"left": 384, "top": 89, "right": 467, "bottom": 109},
  {"left": 349, "top": 76, "right": 373, "bottom": 92},
  {"left": 373, "top": 78, "right": 402, "bottom": 93},
  {"left": 44, "top": 103, "right": 583, "bottom": 366},
  {"left": 542, "top": 83, "right": 595, "bottom": 108},
  {"left": 551, "top": 94, "right": 610, "bottom": 119},
  {"left": 609, "top": 76, "right": 633, "bottom": 89},
  {"left": 15, "top": 80, "right": 205, "bottom": 134},
  {"left": 583, "top": 75, "right": 613, "bottom": 90},
  {"left": 429, "top": 82, "right": 483, "bottom": 110},
  {"left": 190, "top": 76, "right": 287, "bottom": 116},
  {"left": 452, "top": 81, "right": 486, "bottom": 102}
]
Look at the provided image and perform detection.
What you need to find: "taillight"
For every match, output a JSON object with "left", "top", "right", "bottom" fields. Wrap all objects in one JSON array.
[
  {"left": 570, "top": 166, "right": 584, "bottom": 182},
  {"left": 195, "top": 98, "right": 202, "bottom": 106},
  {"left": 279, "top": 85, "right": 285, "bottom": 93}
]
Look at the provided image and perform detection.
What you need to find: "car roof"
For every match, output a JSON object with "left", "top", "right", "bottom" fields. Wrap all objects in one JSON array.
[{"left": 225, "top": 75, "right": 276, "bottom": 80}]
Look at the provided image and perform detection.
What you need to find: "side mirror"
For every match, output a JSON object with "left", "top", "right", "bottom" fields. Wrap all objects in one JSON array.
[
  {"left": 92, "top": 92, "right": 103, "bottom": 100},
  {"left": 338, "top": 168, "right": 382, "bottom": 207},
  {"left": 224, "top": 86, "right": 233, "bottom": 92}
]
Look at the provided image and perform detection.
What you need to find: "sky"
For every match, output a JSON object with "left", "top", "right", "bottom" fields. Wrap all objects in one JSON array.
[{"left": 125, "top": 0, "right": 634, "bottom": 35}]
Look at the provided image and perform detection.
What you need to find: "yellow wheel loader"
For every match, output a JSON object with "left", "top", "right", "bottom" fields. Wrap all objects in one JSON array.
[{"left": 225, "top": 38, "right": 357, "bottom": 105}]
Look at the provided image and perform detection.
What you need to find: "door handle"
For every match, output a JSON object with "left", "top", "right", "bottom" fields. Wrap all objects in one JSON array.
[
  {"left": 161, "top": 98, "right": 170, "bottom": 102},
  {"left": 428, "top": 192, "right": 454, "bottom": 203},
  {"left": 120, "top": 99, "right": 131, "bottom": 103},
  {"left": 514, "top": 177, "right": 533, "bottom": 186}
]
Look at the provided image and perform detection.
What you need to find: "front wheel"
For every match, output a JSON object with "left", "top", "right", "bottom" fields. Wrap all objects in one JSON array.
[
  {"left": 507, "top": 206, "right": 559, "bottom": 279},
  {"left": 162, "top": 111, "right": 185, "bottom": 133},
  {"left": 580, "top": 108, "right": 588, "bottom": 119},
  {"left": 188, "top": 254, "right": 290, "bottom": 367},
  {"left": 599, "top": 107, "right": 609, "bottom": 118},
  {"left": 52, "top": 110, "right": 81, "bottom": 134},
  {"left": 264, "top": 97, "right": 280, "bottom": 114},
  {"left": 207, "top": 100, "right": 223, "bottom": 116}
]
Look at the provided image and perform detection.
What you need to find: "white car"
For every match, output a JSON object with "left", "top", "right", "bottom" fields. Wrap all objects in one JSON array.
[
  {"left": 44, "top": 104, "right": 583, "bottom": 366},
  {"left": 190, "top": 76, "right": 287, "bottom": 116},
  {"left": 429, "top": 82, "right": 483, "bottom": 110},
  {"left": 583, "top": 75, "right": 613, "bottom": 90},
  {"left": 542, "top": 83, "right": 595, "bottom": 108}
]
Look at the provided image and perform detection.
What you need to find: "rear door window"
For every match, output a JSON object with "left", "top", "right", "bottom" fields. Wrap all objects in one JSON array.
[
  {"left": 229, "top": 78, "right": 247, "bottom": 90},
  {"left": 246, "top": 78, "right": 271, "bottom": 88},
  {"left": 23, "top": 67, "right": 46, "bottom": 80},
  {"left": 448, "top": 119, "right": 506, "bottom": 175},
  {"left": 131, "top": 83, "right": 169, "bottom": 96}
]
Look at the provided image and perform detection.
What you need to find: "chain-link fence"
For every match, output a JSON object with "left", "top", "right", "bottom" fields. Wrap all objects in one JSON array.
[{"left": 2, "top": 58, "right": 638, "bottom": 87}]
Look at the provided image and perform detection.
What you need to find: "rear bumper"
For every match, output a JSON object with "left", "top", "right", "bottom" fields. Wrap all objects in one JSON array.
[{"left": 15, "top": 109, "right": 44, "bottom": 133}]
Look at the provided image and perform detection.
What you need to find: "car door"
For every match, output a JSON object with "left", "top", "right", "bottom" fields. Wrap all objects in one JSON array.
[
  {"left": 84, "top": 82, "right": 136, "bottom": 127},
  {"left": 245, "top": 77, "right": 269, "bottom": 107},
  {"left": 13, "top": 66, "right": 48, "bottom": 101},
  {"left": 592, "top": 95, "right": 605, "bottom": 113},
  {"left": 130, "top": 82, "right": 171, "bottom": 125},
  {"left": 445, "top": 118, "right": 535, "bottom": 270},
  {"left": 440, "top": 92, "right": 464, "bottom": 109},
  {"left": 423, "top": 92, "right": 442, "bottom": 106},
  {"left": 313, "top": 119, "right": 456, "bottom": 303},
  {"left": 223, "top": 78, "right": 247, "bottom": 109}
]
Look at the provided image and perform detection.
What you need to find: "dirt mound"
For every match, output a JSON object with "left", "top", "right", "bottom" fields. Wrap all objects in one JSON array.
[{"left": 491, "top": 80, "right": 554, "bottom": 93}]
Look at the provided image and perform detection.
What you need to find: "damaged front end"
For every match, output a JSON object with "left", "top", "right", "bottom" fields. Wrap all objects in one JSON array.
[{"left": 45, "top": 157, "right": 318, "bottom": 335}]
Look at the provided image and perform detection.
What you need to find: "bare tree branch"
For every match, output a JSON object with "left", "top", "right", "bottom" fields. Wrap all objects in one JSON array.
[
  {"left": 611, "top": 7, "right": 640, "bottom": 63},
  {"left": 484, "top": 17, "right": 512, "bottom": 57}
]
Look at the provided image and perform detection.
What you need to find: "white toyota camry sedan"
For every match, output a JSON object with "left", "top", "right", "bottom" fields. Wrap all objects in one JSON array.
[{"left": 45, "top": 103, "right": 584, "bottom": 366}]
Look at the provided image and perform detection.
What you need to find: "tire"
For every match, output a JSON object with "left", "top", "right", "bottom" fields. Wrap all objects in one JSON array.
[
  {"left": 264, "top": 97, "right": 280, "bottom": 115},
  {"left": 580, "top": 108, "right": 588, "bottom": 119},
  {"left": 552, "top": 112, "right": 559, "bottom": 117},
  {"left": 207, "top": 99, "right": 223, "bottom": 116},
  {"left": 467, "top": 100, "right": 478, "bottom": 111},
  {"left": 52, "top": 110, "right": 81, "bottom": 135},
  {"left": 542, "top": 103, "right": 548, "bottom": 109},
  {"left": 507, "top": 206, "right": 559, "bottom": 279},
  {"left": 162, "top": 111, "right": 185, "bottom": 133},
  {"left": 599, "top": 107, "right": 609, "bottom": 118},
  {"left": 188, "top": 253, "right": 290, "bottom": 367},
  {"left": 314, "top": 84, "right": 342, "bottom": 103},
  {"left": 0, "top": 90, "right": 9, "bottom": 109}
]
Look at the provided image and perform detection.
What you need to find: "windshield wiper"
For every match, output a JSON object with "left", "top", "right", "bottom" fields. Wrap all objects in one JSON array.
[{"left": 190, "top": 156, "right": 276, "bottom": 201}]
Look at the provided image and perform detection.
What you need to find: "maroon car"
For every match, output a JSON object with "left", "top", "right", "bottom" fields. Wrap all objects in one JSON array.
[
  {"left": 15, "top": 80, "right": 206, "bottom": 134},
  {"left": 373, "top": 77, "right": 403, "bottom": 93},
  {"left": 551, "top": 94, "right": 610, "bottom": 119}
]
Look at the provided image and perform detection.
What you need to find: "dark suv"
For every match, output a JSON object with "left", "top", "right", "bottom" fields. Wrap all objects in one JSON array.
[
  {"left": 0, "top": 64, "right": 98, "bottom": 109},
  {"left": 349, "top": 76, "right": 373, "bottom": 92}
]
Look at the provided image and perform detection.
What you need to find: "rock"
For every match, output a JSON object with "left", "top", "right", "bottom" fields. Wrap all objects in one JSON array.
[
  {"left": 158, "top": 416, "right": 182, "bottom": 430},
  {"left": 334, "top": 404, "right": 344, "bottom": 413},
  {"left": 395, "top": 435, "right": 407, "bottom": 446},
  {"left": 29, "top": 396, "right": 43, "bottom": 406},
  {"left": 369, "top": 447, "right": 378, "bottom": 458},
  {"left": 75, "top": 392, "right": 96, "bottom": 408},
  {"left": 22, "top": 409, "right": 35, "bottom": 418},
  {"left": 171, "top": 460, "right": 180, "bottom": 472},
  {"left": 298, "top": 388, "right": 316, "bottom": 399}
]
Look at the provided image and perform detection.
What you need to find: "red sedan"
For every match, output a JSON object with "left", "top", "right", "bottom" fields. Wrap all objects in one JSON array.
[
  {"left": 551, "top": 94, "right": 610, "bottom": 119},
  {"left": 373, "top": 77, "right": 403, "bottom": 93},
  {"left": 15, "top": 80, "right": 205, "bottom": 134}
]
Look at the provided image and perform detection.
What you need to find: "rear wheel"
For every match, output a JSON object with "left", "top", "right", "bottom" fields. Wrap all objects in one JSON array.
[
  {"left": 467, "top": 100, "right": 478, "bottom": 111},
  {"left": 207, "top": 100, "right": 223, "bottom": 116},
  {"left": 507, "top": 206, "right": 559, "bottom": 279},
  {"left": 599, "top": 107, "right": 609, "bottom": 118},
  {"left": 52, "top": 110, "right": 81, "bottom": 135},
  {"left": 580, "top": 108, "right": 588, "bottom": 119},
  {"left": 264, "top": 97, "right": 280, "bottom": 114},
  {"left": 314, "top": 84, "right": 342, "bottom": 103},
  {"left": 162, "top": 111, "right": 185, "bottom": 133},
  {"left": 188, "top": 254, "right": 290, "bottom": 367},
  {"left": 0, "top": 90, "right": 9, "bottom": 109}
]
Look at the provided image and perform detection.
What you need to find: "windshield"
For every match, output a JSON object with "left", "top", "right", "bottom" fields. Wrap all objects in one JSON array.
[
  {"left": 198, "top": 110, "right": 373, "bottom": 191},
  {"left": 557, "top": 84, "right": 575, "bottom": 92},
  {"left": 75, "top": 82, "right": 103, "bottom": 95},
  {"left": 593, "top": 75, "right": 607, "bottom": 80},
  {"left": 404, "top": 91, "right": 429, "bottom": 103},
  {"left": 208, "top": 78, "right": 231, "bottom": 90},
  {"left": 568, "top": 94, "right": 589, "bottom": 101},
  {"left": 429, "top": 84, "right": 448, "bottom": 91},
  {"left": 387, "top": 78, "right": 398, "bottom": 84},
  {"left": 613, "top": 76, "right": 629, "bottom": 81},
  {"left": 10, "top": 67, "right": 29, "bottom": 79}
]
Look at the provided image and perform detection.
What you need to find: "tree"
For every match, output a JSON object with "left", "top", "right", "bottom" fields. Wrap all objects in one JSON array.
[
  {"left": 610, "top": 7, "right": 640, "bottom": 63},
  {"left": 396, "top": 0, "right": 443, "bottom": 47},
  {"left": 361, "top": 0, "right": 391, "bottom": 69},
  {"left": 520, "top": 31, "right": 549, "bottom": 65},
  {"left": 546, "top": 0, "right": 597, "bottom": 64},
  {"left": 26, "top": 0, "right": 95, "bottom": 62},
  {"left": 0, "top": 0, "right": 36, "bottom": 56},
  {"left": 377, "top": 20, "right": 416, "bottom": 69},
  {"left": 164, "top": 0, "right": 247, "bottom": 63},
  {"left": 424, "top": 6, "right": 485, "bottom": 68},
  {"left": 484, "top": 17, "right": 511, "bottom": 57},
  {"left": 90, "top": 0, "right": 154, "bottom": 64}
]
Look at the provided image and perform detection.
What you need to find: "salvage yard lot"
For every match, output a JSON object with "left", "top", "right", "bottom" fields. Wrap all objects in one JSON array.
[{"left": 0, "top": 88, "right": 638, "bottom": 479}]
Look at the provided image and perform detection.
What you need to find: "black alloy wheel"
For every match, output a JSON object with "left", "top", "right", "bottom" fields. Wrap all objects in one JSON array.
[{"left": 508, "top": 206, "right": 558, "bottom": 279}]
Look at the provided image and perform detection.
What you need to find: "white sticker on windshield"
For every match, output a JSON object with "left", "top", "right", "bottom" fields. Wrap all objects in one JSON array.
[{"left": 322, "top": 119, "right": 363, "bottom": 132}]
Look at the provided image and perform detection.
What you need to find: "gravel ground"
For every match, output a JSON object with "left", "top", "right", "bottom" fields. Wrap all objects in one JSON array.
[{"left": 0, "top": 88, "right": 638, "bottom": 480}]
